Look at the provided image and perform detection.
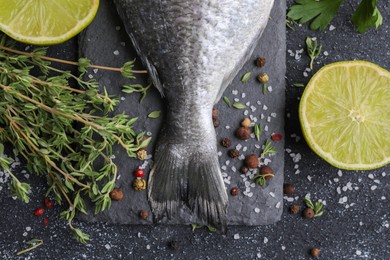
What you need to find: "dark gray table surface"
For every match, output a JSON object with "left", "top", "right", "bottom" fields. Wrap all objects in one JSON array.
[{"left": 1, "top": 1, "right": 389, "bottom": 259}]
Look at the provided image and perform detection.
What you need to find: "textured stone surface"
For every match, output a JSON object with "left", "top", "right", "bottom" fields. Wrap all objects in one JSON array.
[{"left": 78, "top": 0, "right": 286, "bottom": 225}]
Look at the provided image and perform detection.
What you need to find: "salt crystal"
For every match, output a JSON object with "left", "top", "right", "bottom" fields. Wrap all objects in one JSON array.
[
  {"left": 113, "top": 50, "right": 120, "bottom": 55},
  {"left": 26, "top": 226, "right": 31, "bottom": 231},
  {"left": 223, "top": 179, "right": 230, "bottom": 185},
  {"left": 225, "top": 160, "right": 230, "bottom": 166},
  {"left": 242, "top": 93, "right": 246, "bottom": 98},
  {"left": 137, "top": 232, "right": 141, "bottom": 238},
  {"left": 371, "top": 185, "right": 377, "bottom": 191},
  {"left": 245, "top": 181, "right": 251, "bottom": 187},
  {"left": 23, "top": 232, "right": 28, "bottom": 237},
  {"left": 244, "top": 110, "right": 249, "bottom": 116},
  {"left": 381, "top": 196, "right": 386, "bottom": 200},
  {"left": 250, "top": 183, "right": 256, "bottom": 188},
  {"left": 263, "top": 237, "right": 268, "bottom": 244},
  {"left": 146, "top": 245, "right": 151, "bottom": 250},
  {"left": 236, "top": 144, "right": 242, "bottom": 151},
  {"left": 336, "top": 187, "right": 341, "bottom": 194},
  {"left": 242, "top": 146, "right": 247, "bottom": 152},
  {"left": 105, "top": 244, "right": 111, "bottom": 250},
  {"left": 356, "top": 250, "right": 362, "bottom": 256},
  {"left": 222, "top": 172, "right": 228, "bottom": 178},
  {"left": 303, "top": 71, "right": 309, "bottom": 77},
  {"left": 88, "top": 74, "right": 94, "bottom": 79},
  {"left": 221, "top": 166, "right": 227, "bottom": 171},
  {"left": 246, "top": 101, "right": 251, "bottom": 106},
  {"left": 264, "top": 158, "right": 272, "bottom": 165},
  {"left": 269, "top": 192, "right": 275, "bottom": 198},
  {"left": 270, "top": 113, "right": 277, "bottom": 118},
  {"left": 234, "top": 98, "right": 240, "bottom": 102},
  {"left": 263, "top": 105, "right": 268, "bottom": 110},
  {"left": 324, "top": 51, "right": 329, "bottom": 56},
  {"left": 334, "top": 178, "right": 339, "bottom": 183},
  {"left": 264, "top": 125, "right": 268, "bottom": 132},
  {"left": 374, "top": 179, "right": 380, "bottom": 184},
  {"left": 254, "top": 208, "right": 260, "bottom": 213},
  {"left": 257, "top": 101, "right": 262, "bottom": 105},
  {"left": 261, "top": 114, "right": 265, "bottom": 119},
  {"left": 247, "top": 192, "right": 253, "bottom": 197},
  {"left": 368, "top": 173, "right": 374, "bottom": 179},
  {"left": 217, "top": 151, "right": 222, "bottom": 156},
  {"left": 225, "top": 125, "right": 231, "bottom": 129},
  {"left": 281, "top": 246, "right": 286, "bottom": 251},
  {"left": 275, "top": 202, "right": 281, "bottom": 208},
  {"left": 267, "top": 86, "right": 273, "bottom": 92},
  {"left": 267, "top": 116, "right": 271, "bottom": 122},
  {"left": 307, "top": 176, "right": 312, "bottom": 181},
  {"left": 255, "top": 144, "right": 261, "bottom": 149},
  {"left": 295, "top": 169, "right": 300, "bottom": 175},
  {"left": 231, "top": 166, "right": 236, "bottom": 172},
  {"left": 329, "top": 25, "right": 336, "bottom": 31},
  {"left": 257, "top": 253, "right": 262, "bottom": 258},
  {"left": 382, "top": 172, "right": 386, "bottom": 177},
  {"left": 232, "top": 90, "right": 238, "bottom": 95},
  {"left": 337, "top": 170, "right": 343, "bottom": 177}
]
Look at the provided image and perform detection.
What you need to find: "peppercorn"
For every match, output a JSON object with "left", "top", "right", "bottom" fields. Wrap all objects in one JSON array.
[
  {"left": 303, "top": 207, "right": 315, "bottom": 219},
  {"left": 139, "top": 210, "right": 149, "bottom": 220},
  {"left": 245, "top": 154, "right": 259, "bottom": 169},
  {"left": 44, "top": 197, "right": 53, "bottom": 209},
  {"left": 136, "top": 149, "right": 148, "bottom": 160},
  {"left": 310, "top": 247, "right": 320, "bottom": 257},
  {"left": 43, "top": 217, "right": 49, "bottom": 227},
  {"left": 289, "top": 205, "right": 301, "bottom": 214},
  {"left": 213, "top": 118, "right": 220, "bottom": 128},
  {"left": 212, "top": 107, "right": 219, "bottom": 120},
  {"left": 109, "top": 187, "right": 124, "bottom": 201},
  {"left": 221, "top": 137, "right": 232, "bottom": 148},
  {"left": 230, "top": 187, "right": 240, "bottom": 196},
  {"left": 260, "top": 165, "right": 274, "bottom": 180},
  {"left": 229, "top": 149, "right": 240, "bottom": 158},
  {"left": 256, "top": 57, "right": 266, "bottom": 67},
  {"left": 240, "top": 166, "right": 249, "bottom": 174},
  {"left": 168, "top": 240, "right": 179, "bottom": 251},
  {"left": 283, "top": 183, "right": 296, "bottom": 195},
  {"left": 235, "top": 127, "right": 251, "bottom": 140},
  {"left": 240, "top": 118, "right": 251, "bottom": 128},
  {"left": 271, "top": 133, "right": 283, "bottom": 141},
  {"left": 34, "top": 207, "right": 44, "bottom": 217},
  {"left": 133, "top": 179, "right": 147, "bottom": 191},
  {"left": 257, "top": 72, "right": 269, "bottom": 83}
]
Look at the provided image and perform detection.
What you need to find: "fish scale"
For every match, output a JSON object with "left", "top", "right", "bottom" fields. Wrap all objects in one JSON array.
[{"left": 114, "top": 0, "right": 274, "bottom": 229}]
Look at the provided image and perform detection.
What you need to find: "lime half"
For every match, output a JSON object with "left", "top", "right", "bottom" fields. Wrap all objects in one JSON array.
[
  {"left": 0, "top": 0, "right": 99, "bottom": 45},
  {"left": 299, "top": 61, "right": 390, "bottom": 170}
]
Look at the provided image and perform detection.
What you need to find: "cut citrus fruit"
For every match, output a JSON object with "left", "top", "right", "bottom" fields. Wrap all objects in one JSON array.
[
  {"left": 0, "top": 0, "right": 99, "bottom": 45},
  {"left": 299, "top": 61, "right": 390, "bottom": 170}
]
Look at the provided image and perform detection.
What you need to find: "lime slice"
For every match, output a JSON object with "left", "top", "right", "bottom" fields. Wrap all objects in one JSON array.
[
  {"left": 299, "top": 61, "right": 390, "bottom": 170},
  {"left": 0, "top": 0, "right": 99, "bottom": 45}
]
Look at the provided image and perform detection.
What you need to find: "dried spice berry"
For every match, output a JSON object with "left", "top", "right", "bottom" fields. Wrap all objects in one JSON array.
[
  {"left": 311, "top": 247, "right": 320, "bottom": 257},
  {"left": 271, "top": 133, "right": 283, "bottom": 141},
  {"left": 283, "top": 183, "right": 296, "bottom": 195},
  {"left": 257, "top": 72, "right": 269, "bottom": 83},
  {"left": 43, "top": 217, "right": 49, "bottom": 227},
  {"left": 235, "top": 127, "right": 251, "bottom": 140},
  {"left": 136, "top": 149, "right": 148, "bottom": 160},
  {"left": 134, "top": 168, "right": 145, "bottom": 178},
  {"left": 213, "top": 118, "right": 220, "bottom": 128},
  {"left": 245, "top": 154, "right": 259, "bottom": 169},
  {"left": 289, "top": 205, "right": 301, "bottom": 214},
  {"left": 34, "top": 207, "right": 44, "bottom": 217},
  {"left": 230, "top": 187, "right": 240, "bottom": 196},
  {"left": 303, "top": 207, "right": 315, "bottom": 219},
  {"left": 240, "top": 166, "right": 249, "bottom": 174},
  {"left": 168, "top": 240, "right": 179, "bottom": 251},
  {"left": 109, "top": 187, "right": 124, "bottom": 201},
  {"left": 212, "top": 107, "right": 219, "bottom": 120},
  {"left": 256, "top": 57, "right": 266, "bottom": 67},
  {"left": 260, "top": 165, "right": 274, "bottom": 180},
  {"left": 229, "top": 149, "right": 240, "bottom": 158},
  {"left": 221, "top": 137, "right": 232, "bottom": 148},
  {"left": 133, "top": 179, "right": 147, "bottom": 191},
  {"left": 44, "top": 198, "right": 53, "bottom": 209},
  {"left": 139, "top": 210, "right": 149, "bottom": 220},
  {"left": 240, "top": 118, "right": 251, "bottom": 128}
]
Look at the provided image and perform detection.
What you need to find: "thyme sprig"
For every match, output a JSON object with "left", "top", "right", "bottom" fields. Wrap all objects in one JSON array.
[
  {"left": 306, "top": 37, "right": 322, "bottom": 70},
  {"left": 260, "top": 139, "right": 277, "bottom": 159},
  {"left": 0, "top": 34, "right": 151, "bottom": 243}
]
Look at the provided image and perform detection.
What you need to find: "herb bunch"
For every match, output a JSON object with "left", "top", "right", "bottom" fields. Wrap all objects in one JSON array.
[{"left": 0, "top": 34, "right": 150, "bottom": 243}]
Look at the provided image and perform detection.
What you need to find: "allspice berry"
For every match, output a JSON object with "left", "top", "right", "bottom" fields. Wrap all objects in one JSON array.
[
  {"left": 260, "top": 165, "right": 274, "bottom": 180},
  {"left": 221, "top": 137, "right": 232, "bottom": 148},
  {"left": 289, "top": 205, "right": 301, "bottom": 214},
  {"left": 240, "top": 118, "right": 251, "bottom": 128},
  {"left": 240, "top": 166, "right": 249, "bottom": 174},
  {"left": 213, "top": 118, "right": 220, "bottom": 128},
  {"left": 212, "top": 107, "right": 219, "bottom": 120},
  {"left": 235, "top": 127, "right": 251, "bottom": 140},
  {"left": 245, "top": 154, "right": 259, "bottom": 169},
  {"left": 303, "top": 208, "right": 315, "bottom": 219},
  {"left": 139, "top": 210, "right": 149, "bottom": 220},
  {"left": 109, "top": 188, "right": 124, "bottom": 201},
  {"left": 256, "top": 57, "right": 266, "bottom": 67},
  {"left": 283, "top": 183, "right": 296, "bottom": 195},
  {"left": 311, "top": 247, "right": 320, "bottom": 258},
  {"left": 229, "top": 149, "right": 240, "bottom": 158},
  {"left": 133, "top": 179, "right": 147, "bottom": 191}
]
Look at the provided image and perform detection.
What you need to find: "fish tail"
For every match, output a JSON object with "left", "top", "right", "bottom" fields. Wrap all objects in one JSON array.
[{"left": 148, "top": 132, "right": 228, "bottom": 230}]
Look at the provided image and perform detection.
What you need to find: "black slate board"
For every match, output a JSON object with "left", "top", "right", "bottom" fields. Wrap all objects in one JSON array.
[{"left": 78, "top": 0, "right": 286, "bottom": 225}]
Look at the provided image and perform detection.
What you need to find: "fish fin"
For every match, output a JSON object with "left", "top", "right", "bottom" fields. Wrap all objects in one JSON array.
[
  {"left": 187, "top": 152, "right": 228, "bottom": 231},
  {"left": 126, "top": 32, "right": 165, "bottom": 97},
  {"left": 148, "top": 140, "right": 228, "bottom": 230}
]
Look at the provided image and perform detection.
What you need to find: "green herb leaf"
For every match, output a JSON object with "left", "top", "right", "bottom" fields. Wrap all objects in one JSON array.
[
  {"left": 254, "top": 174, "right": 266, "bottom": 187},
  {"left": 233, "top": 102, "right": 247, "bottom": 110},
  {"left": 287, "top": 0, "right": 343, "bottom": 30},
  {"left": 223, "top": 96, "right": 231, "bottom": 107},
  {"left": 351, "top": 0, "right": 383, "bottom": 33},
  {"left": 293, "top": 83, "right": 305, "bottom": 88},
  {"left": 207, "top": 226, "right": 217, "bottom": 232},
  {"left": 254, "top": 124, "right": 262, "bottom": 141},
  {"left": 148, "top": 110, "right": 161, "bottom": 119},
  {"left": 306, "top": 37, "right": 322, "bottom": 70},
  {"left": 303, "top": 197, "right": 315, "bottom": 209},
  {"left": 191, "top": 223, "right": 203, "bottom": 232},
  {"left": 241, "top": 72, "right": 252, "bottom": 83},
  {"left": 16, "top": 239, "right": 44, "bottom": 256},
  {"left": 260, "top": 139, "right": 277, "bottom": 158}
]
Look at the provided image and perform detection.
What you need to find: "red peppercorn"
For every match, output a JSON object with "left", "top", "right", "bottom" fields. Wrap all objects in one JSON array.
[
  {"left": 134, "top": 168, "right": 145, "bottom": 178},
  {"left": 303, "top": 208, "right": 315, "bottom": 219},
  {"left": 230, "top": 187, "right": 240, "bottom": 196},
  {"left": 44, "top": 198, "right": 53, "bottom": 209},
  {"left": 271, "top": 133, "right": 283, "bottom": 141},
  {"left": 34, "top": 207, "right": 44, "bottom": 217},
  {"left": 43, "top": 217, "right": 49, "bottom": 227}
]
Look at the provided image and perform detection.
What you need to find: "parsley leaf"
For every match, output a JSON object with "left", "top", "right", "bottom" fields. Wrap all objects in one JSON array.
[
  {"left": 351, "top": 0, "right": 383, "bottom": 33},
  {"left": 287, "top": 0, "right": 343, "bottom": 30}
]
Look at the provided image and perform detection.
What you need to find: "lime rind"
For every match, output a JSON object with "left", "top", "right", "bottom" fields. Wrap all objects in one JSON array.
[
  {"left": 0, "top": 0, "right": 99, "bottom": 45},
  {"left": 299, "top": 60, "right": 390, "bottom": 170}
]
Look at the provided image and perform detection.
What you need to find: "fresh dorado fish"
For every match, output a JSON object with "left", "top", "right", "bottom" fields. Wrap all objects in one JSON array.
[{"left": 114, "top": 0, "right": 275, "bottom": 229}]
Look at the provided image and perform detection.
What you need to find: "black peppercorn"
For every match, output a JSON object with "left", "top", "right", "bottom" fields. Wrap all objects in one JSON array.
[
  {"left": 256, "top": 57, "right": 266, "bottom": 67},
  {"left": 221, "top": 137, "right": 232, "bottom": 148},
  {"left": 229, "top": 149, "right": 240, "bottom": 158}
]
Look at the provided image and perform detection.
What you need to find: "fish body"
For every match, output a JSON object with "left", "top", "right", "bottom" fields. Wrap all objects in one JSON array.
[{"left": 114, "top": 0, "right": 275, "bottom": 228}]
